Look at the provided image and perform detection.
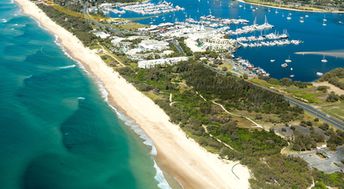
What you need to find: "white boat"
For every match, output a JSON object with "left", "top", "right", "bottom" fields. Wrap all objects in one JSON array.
[
  {"left": 290, "top": 74, "right": 295, "bottom": 78},
  {"left": 281, "top": 63, "right": 288, "bottom": 68},
  {"left": 287, "top": 16, "right": 292, "bottom": 20},
  {"left": 285, "top": 56, "right": 292, "bottom": 63},
  {"left": 321, "top": 56, "right": 328, "bottom": 63},
  {"left": 316, "top": 72, "right": 323, "bottom": 76},
  {"left": 290, "top": 67, "right": 293, "bottom": 71},
  {"left": 305, "top": 15, "right": 309, "bottom": 18},
  {"left": 270, "top": 59, "right": 276, "bottom": 63}
]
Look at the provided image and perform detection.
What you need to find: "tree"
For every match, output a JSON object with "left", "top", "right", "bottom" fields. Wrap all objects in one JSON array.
[{"left": 326, "top": 92, "right": 339, "bottom": 102}]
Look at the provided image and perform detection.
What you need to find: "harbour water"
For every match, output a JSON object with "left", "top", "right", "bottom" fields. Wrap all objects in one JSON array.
[
  {"left": 0, "top": 1, "right": 167, "bottom": 189},
  {"left": 112, "top": 0, "right": 344, "bottom": 82}
]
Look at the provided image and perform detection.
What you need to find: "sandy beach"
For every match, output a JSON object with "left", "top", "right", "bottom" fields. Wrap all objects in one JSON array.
[
  {"left": 14, "top": 0, "right": 251, "bottom": 188},
  {"left": 295, "top": 50, "right": 344, "bottom": 59},
  {"left": 237, "top": 0, "right": 344, "bottom": 14}
]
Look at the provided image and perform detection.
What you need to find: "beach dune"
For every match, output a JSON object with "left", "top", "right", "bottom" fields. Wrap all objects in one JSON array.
[{"left": 14, "top": 0, "right": 251, "bottom": 188}]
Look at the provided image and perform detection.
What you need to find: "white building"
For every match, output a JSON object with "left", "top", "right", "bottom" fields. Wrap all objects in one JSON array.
[
  {"left": 138, "top": 57, "right": 189, "bottom": 69},
  {"left": 138, "top": 39, "right": 169, "bottom": 52},
  {"left": 93, "top": 31, "right": 110, "bottom": 39}
]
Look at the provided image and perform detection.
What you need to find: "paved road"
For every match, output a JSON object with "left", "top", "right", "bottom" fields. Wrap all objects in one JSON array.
[
  {"left": 172, "top": 39, "right": 185, "bottom": 55},
  {"left": 285, "top": 96, "right": 344, "bottom": 130},
  {"left": 248, "top": 81, "right": 344, "bottom": 130}
]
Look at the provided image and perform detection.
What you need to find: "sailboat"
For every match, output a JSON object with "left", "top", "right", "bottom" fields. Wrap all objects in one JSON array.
[
  {"left": 285, "top": 56, "right": 292, "bottom": 63},
  {"left": 323, "top": 15, "right": 327, "bottom": 22},
  {"left": 322, "top": 15, "right": 327, "bottom": 26},
  {"left": 299, "top": 16, "right": 304, "bottom": 23},
  {"left": 321, "top": 55, "right": 328, "bottom": 63},
  {"left": 287, "top": 12, "right": 292, "bottom": 20}
]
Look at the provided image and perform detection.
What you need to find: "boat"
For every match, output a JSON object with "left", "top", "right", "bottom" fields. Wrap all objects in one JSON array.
[
  {"left": 299, "top": 17, "right": 304, "bottom": 23},
  {"left": 270, "top": 59, "right": 276, "bottom": 63},
  {"left": 321, "top": 55, "right": 328, "bottom": 63},
  {"left": 290, "top": 67, "right": 293, "bottom": 71},
  {"left": 305, "top": 15, "right": 309, "bottom": 18},
  {"left": 285, "top": 56, "right": 292, "bottom": 63},
  {"left": 322, "top": 16, "right": 327, "bottom": 26},
  {"left": 290, "top": 74, "right": 295, "bottom": 78},
  {"left": 281, "top": 63, "right": 288, "bottom": 68},
  {"left": 316, "top": 72, "right": 323, "bottom": 76},
  {"left": 287, "top": 16, "right": 292, "bottom": 20}
]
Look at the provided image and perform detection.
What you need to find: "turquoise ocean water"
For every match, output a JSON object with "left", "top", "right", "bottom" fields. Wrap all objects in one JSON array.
[{"left": 0, "top": 1, "right": 168, "bottom": 189}]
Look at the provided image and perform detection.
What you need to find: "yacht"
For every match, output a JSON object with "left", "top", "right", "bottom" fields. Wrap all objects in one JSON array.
[
  {"left": 285, "top": 56, "right": 292, "bottom": 63},
  {"left": 316, "top": 72, "right": 323, "bottom": 76},
  {"left": 321, "top": 56, "right": 328, "bottom": 63},
  {"left": 270, "top": 59, "right": 276, "bottom": 63},
  {"left": 281, "top": 63, "right": 288, "bottom": 68},
  {"left": 290, "top": 74, "right": 295, "bottom": 78},
  {"left": 299, "top": 17, "right": 304, "bottom": 23}
]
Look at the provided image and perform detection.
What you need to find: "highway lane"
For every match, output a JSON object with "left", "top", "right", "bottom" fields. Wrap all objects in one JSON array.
[
  {"left": 285, "top": 96, "right": 344, "bottom": 130},
  {"left": 248, "top": 81, "right": 344, "bottom": 130}
]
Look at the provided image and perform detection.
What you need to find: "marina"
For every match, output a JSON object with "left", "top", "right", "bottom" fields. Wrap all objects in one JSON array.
[
  {"left": 116, "top": 1, "right": 184, "bottom": 15},
  {"left": 110, "top": 0, "right": 344, "bottom": 82}
]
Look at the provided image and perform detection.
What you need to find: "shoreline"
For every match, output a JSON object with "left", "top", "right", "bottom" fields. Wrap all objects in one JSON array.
[
  {"left": 14, "top": 0, "right": 251, "bottom": 188},
  {"left": 236, "top": 0, "right": 344, "bottom": 14},
  {"left": 295, "top": 50, "right": 344, "bottom": 59}
]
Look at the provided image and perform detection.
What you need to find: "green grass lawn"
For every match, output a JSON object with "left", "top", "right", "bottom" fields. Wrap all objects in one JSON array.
[
  {"left": 285, "top": 87, "right": 322, "bottom": 104},
  {"left": 321, "top": 101, "right": 344, "bottom": 121}
]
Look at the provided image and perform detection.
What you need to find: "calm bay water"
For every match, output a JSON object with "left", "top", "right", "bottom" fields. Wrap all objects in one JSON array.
[
  {"left": 114, "top": 0, "right": 344, "bottom": 81},
  {"left": 0, "top": 1, "right": 164, "bottom": 189}
]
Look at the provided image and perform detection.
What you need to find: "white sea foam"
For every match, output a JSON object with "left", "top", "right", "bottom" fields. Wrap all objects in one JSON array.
[
  {"left": 77, "top": 97, "right": 86, "bottom": 100},
  {"left": 110, "top": 105, "right": 171, "bottom": 189},
  {"left": 45, "top": 17, "right": 171, "bottom": 189},
  {"left": 53, "top": 35, "right": 89, "bottom": 74},
  {"left": 154, "top": 160, "right": 171, "bottom": 189},
  {"left": 59, "top": 64, "right": 76, "bottom": 69},
  {"left": 25, "top": 75, "right": 33, "bottom": 79}
]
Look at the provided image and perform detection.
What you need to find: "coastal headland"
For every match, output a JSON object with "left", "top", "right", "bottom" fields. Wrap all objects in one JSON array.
[{"left": 14, "top": 0, "right": 251, "bottom": 188}]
